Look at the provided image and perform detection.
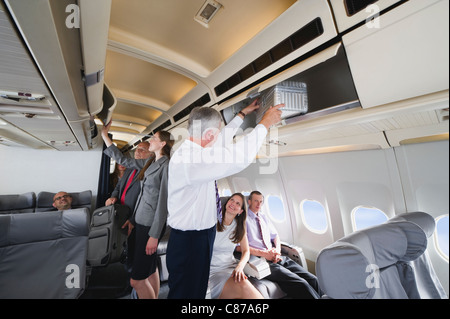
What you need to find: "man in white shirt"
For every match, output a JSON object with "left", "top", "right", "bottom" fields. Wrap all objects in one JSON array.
[{"left": 166, "top": 100, "right": 283, "bottom": 299}]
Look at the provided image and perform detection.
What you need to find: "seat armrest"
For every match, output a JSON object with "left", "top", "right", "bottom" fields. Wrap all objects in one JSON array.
[
  {"left": 281, "top": 241, "right": 308, "bottom": 271},
  {"left": 244, "top": 255, "right": 271, "bottom": 279}
]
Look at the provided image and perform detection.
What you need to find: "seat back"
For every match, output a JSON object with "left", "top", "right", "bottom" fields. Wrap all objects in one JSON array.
[
  {"left": 316, "top": 220, "right": 428, "bottom": 299},
  {"left": 0, "top": 209, "right": 90, "bottom": 298},
  {"left": 0, "top": 192, "right": 36, "bottom": 214},
  {"left": 157, "top": 226, "right": 171, "bottom": 282},
  {"left": 389, "top": 212, "right": 447, "bottom": 299},
  {"left": 35, "top": 190, "right": 92, "bottom": 212}
]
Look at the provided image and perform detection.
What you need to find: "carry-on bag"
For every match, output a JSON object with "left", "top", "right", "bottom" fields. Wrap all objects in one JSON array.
[{"left": 87, "top": 204, "right": 130, "bottom": 267}]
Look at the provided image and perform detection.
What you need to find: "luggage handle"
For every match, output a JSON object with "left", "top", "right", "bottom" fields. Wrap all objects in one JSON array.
[{"left": 91, "top": 209, "right": 113, "bottom": 227}]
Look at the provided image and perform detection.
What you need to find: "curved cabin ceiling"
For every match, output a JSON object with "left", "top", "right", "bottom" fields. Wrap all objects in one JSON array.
[{"left": 105, "top": 0, "right": 296, "bottom": 149}]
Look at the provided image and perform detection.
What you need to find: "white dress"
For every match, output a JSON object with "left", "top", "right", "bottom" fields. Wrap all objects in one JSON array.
[{"left": 209, "top": 219, "right": 239, "bottom": 299}]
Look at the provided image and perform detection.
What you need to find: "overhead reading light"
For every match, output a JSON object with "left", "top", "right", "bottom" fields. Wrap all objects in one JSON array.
[{"left": 194, "top": 0, "right": 222, "bottom": 28}]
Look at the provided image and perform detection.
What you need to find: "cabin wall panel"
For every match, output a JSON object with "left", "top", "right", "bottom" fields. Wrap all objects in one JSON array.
[
  {"left": 225, "top": 162, "right": 294, "bottom": 244},
  {"left": 0, "top": 144, "right": 103, "bottom": 208},
  {"left": 394, "top": 140, "right": 449, "bottom": 296},
  {"left": 277, "top": 148, "right": 405, "bottom": 259},
  {"left": 228, "top": 148, "right": 406, "bottom": 263}
]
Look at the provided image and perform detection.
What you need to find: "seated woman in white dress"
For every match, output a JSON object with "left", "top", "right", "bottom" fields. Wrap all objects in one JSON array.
[{"left": 209, "top": 193, "right": 264, "bottom": 299}]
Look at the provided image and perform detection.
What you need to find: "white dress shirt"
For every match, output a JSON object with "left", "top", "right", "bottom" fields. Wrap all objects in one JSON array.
[
  {"left": 246, "top": 208, "right": 278, "bottom": 251},
  {"left": 167, "top": 116, "right": 268, "bottom": 231}
]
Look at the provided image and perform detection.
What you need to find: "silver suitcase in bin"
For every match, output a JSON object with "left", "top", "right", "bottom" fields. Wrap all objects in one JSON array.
[{"left": 256, "top": 81, "right": 308, "bottom": 123}]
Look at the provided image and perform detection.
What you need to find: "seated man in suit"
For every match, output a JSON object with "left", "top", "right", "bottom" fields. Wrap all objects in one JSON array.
[
  {"left": 52, "top": 191, "right": 73, "bottom": 211},
  {"left": 237, "top": 190, "right": 323, "bottom": 299}
]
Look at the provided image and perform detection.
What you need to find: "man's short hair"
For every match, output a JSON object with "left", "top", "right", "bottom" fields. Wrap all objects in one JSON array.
[
  {"left": 188, "top": 107, "right": 223, "bottom": 137},
  {"left": 249, "top": 190, "right": 264, "bottom": 201}
]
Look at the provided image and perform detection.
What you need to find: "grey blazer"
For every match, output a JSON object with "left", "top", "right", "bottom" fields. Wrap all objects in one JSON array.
[{"left": 104, "top": 145, "right": 169, "bottom": 239}]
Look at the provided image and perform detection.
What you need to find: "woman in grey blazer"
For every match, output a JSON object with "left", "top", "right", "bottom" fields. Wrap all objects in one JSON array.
[{"left": 102, "top": 124, "right": 173, "bottom": 299}]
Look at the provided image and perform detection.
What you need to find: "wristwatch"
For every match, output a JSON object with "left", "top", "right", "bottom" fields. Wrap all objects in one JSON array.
[{"left": 238, "top": 111, "right": 246, "bottom": 118}]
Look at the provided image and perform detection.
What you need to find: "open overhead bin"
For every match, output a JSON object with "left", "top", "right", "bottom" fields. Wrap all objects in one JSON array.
[
  {"left": 219, "top": 43, "right": 360, "bottom": 131},
  {"left": 2, "top": 0, "right": 112, "bottom": 150}
]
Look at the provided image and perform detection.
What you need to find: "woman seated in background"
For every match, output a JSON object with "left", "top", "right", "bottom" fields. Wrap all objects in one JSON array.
[{"left": 209, "top": 193, "right": 264, "bottom": 299}]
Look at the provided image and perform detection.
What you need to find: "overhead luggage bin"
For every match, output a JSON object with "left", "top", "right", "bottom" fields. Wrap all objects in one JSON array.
[
  {"left": 78, "top": 0, "right": 111, "bottom": 117},
  {"left": 0, "top": 3, "right": 81, "bottom": 150},
  {"left": 209, "top": 0, "right": 338, "bottom": 102},
  {"left": 342, "top": 0, "right": 449, "bottom": 109},
  {"left": 328, "top": 0, "right": 404, "bottom": 33},
  {"left": 219, "top": 43, "right": 360, "bottom": 130},
  {"left": 4, "top": 0, "right": 112, "bottom": 150}
]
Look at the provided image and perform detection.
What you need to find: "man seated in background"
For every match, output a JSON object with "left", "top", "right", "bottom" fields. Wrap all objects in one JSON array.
[
  {"left": 237, "top": 190, "right": 323, "bottom": 299},
  {"left": 52, "top": 191, "right": 72, "bottom": 211}
]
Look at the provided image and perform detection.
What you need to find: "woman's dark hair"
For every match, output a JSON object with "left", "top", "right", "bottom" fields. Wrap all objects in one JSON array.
[
  {"left": 217, "top": 193, "right": 247, "bottom": 244},
  {"left": 138, "top": 131, "right": 174, "bottom": 181}
]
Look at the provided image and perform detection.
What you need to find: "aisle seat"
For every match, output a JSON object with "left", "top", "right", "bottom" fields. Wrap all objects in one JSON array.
[{"left": 0, "top": 209, "right": 90, "bottom": 298}]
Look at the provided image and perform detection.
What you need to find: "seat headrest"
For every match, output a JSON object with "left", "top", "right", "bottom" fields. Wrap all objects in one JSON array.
[
  {"left": 389, "top": 212, "right": 436, "bottom": 238},
  {"left": 316, "top": 220, "right": 427, "bottom": 299},
  {"left": 0, "top": 192, "right": 36, "bottom": 214},
  {"left": 317, "top": 241, "right": 374, "bottom": 298},
  {"left": 0, "top": 209, "right": 90, "bottom": 247},
  {"left": 36, "top": 190, "right": 92, "bottom": 212},
  {"left": 342, "top": 221, "right": 428, "bottom": 265}
]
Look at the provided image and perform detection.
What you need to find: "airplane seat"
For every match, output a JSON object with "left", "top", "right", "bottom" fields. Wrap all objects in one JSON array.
[
  {"left": 220, "top": 196, "right": 230, "bottom": 209},
  {"left": 0, "top": 192, "right": 36, "bottom": 214},
  {"left": 388, "top": 212, "right": 448, "bottom": 299},
  {"left": 0, "top": 208, "right": 90, "bottom": 298},
  {"left": 316, "top": 220, "right": 429, "bottom": 299},
  {"left": 248, "top": 277, "right": 287, "bottom": 299},
  {"left": 35, "top": 190, "right": 92, "bottom": 213},
  {"left": 157, "top": 225, "right": 171, "bottom": 282}
]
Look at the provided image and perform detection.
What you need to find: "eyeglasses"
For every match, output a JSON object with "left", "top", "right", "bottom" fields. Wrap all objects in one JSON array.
[{"left": 54, "top": 194, "right": 71, "bottom": 202}]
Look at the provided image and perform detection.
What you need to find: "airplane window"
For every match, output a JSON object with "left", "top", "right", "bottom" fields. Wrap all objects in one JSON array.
[
  {"left": 266, "top": 195, "right": 286, "bottom": 222},
  {"left": 300, "top": 200, "right": 328, "bottom": 233},
  {"left": 352, "top": 206, "right": 388, "bottom": 231},
  {"left": 221, "top": 189, "right": 232, "bottom": 197},
  {"left": 435, "top": 215, "right": 449, "bottom": 262}
]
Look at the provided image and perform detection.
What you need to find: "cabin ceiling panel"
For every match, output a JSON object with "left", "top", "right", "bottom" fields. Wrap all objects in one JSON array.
[
  {"left": 108, "top": 99, "right": 163, "bottom": 146},
  {"left": 109, "top": 0, "right": 296, "bottom": 77},
  {"left": 110, "top": 131, "right": 140, "bottom": 147},
  {"left": 113, "top": 100, "right": 162, "bottom": 126},
  {"left": 105, "top": 50, "right": 197, "bottom": 112}
]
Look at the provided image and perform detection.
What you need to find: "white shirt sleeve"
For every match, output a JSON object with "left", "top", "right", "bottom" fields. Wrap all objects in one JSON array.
[
  {"left": 181, "top": 123, "right": 268, "bottom": 185},
  {"left": 215, "top": 116, "right": 244, "bottom": 147}
]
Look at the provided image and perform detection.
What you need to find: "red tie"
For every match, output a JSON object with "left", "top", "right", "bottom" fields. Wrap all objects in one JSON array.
[{"left": 120, "top": 169, "right": 137, "bottom": 205}]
